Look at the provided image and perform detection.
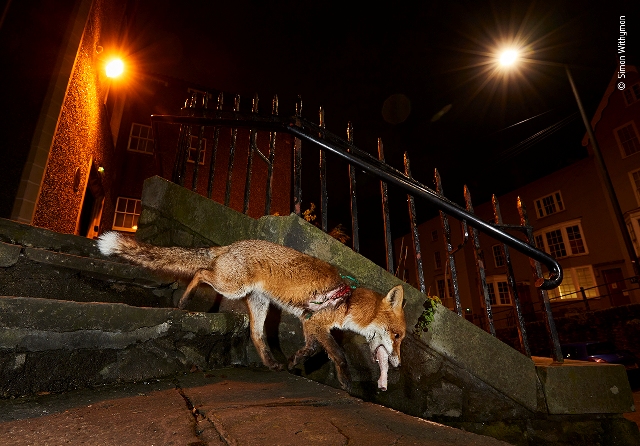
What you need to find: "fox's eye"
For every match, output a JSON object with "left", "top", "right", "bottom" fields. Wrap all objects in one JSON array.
[{"left": 394, "top": 333, "right": 400, "bottom": 339}]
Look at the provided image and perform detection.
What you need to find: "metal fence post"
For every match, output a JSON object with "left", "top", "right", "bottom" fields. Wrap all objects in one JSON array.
[
  {"left": 404, "top": 153, "right": 425, "bottom": 294},
  {"left": 224, "top": 94, "right": 240, "bottom": 207},
  {"left": 293, "top": 96, "right": 303, "bottom": 216},
  {"left": 207, "top": 92, "right": 223, "bottom": 199},
  {"left": 435, "top": 169, "right": 462, "bottom": 316},
  {"left": 493, "top": 195, "right": 530, "bottom": 357},
  {"left": 378, "top": 138, "right": 393, "bottom": 274},
  {"left": 347, "top": 122, "right": 360, "bottom": 252},
  {"left": 517, "top": 197, "right": 563, "bottom": 363},
  {"left": 319, "top": 107, "right": 328, "bottom": 232},
  {"left": 464, "top": 185, "right": 496, "bottom": 336},
  {"left": 264, "top": 95, "right": 278, "bottom": 215}
]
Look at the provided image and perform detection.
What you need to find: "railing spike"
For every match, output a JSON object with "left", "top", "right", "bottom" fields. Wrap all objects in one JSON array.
[{"left": 295, "top": 95, "right": 302, "bottom": 117}]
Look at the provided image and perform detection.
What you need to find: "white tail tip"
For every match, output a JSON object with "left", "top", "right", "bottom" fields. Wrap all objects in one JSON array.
[{"left": 97, "top": 231, "right": 121, "bottom": 256}]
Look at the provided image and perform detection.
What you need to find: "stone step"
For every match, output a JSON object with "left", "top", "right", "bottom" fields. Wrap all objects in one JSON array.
[
  {"left": 0, "top": 295, "right": 252, "bottom": 398},
  {"left": 0, "top": 218, "right": 181, "bottom": 308}
]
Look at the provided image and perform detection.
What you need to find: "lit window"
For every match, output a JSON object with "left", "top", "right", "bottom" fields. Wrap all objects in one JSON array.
[
  {"left": 127, "top": 123, "right": 154, "bottom": 155},
  {"left": 615, "top": 122, "right": 640, "bottom": 157},
  {"left": 546, "top": 266, "right": 598, "bottom": 300},
  {"left": 112, "top": 197, "right": 141, "bottom": 232},
  {"left": 187, "top": 136, "right": 206, "bottom": 165},
  {"left": 492, "top": 244, "right": 505, "bottom": 267},
  {"left": 535, "top": 220, "right": 588, "bottom": 259},
  {"left": 534, "top": 191, "right": 564, "bottom": 218}
]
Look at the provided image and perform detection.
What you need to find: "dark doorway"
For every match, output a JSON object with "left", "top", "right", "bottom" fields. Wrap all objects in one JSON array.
[
  {"left": 602, "top": 268, "right": 630, "bottom": 306},
  {"left": 77, "top": 162, "right": 105, "bottom": 238}
]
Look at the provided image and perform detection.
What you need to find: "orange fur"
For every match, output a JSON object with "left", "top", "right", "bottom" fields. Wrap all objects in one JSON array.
[{"left": 97, "top": 232, "right": 406, "bottom": 391}]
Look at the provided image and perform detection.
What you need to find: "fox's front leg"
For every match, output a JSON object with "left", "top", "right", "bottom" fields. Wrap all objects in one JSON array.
[
  {"left": 299, "top": 319, "right": 352, "bottom": 392},
  {"left": 288, "top": 334, "right": 321, "bottom": 370},
  {"left": 246, "top": 293, "right": 284, "bottom": 371}
]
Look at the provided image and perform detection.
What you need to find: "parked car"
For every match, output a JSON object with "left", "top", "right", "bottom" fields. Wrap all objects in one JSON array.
[{"left": 561, "top": 341, "right": 639, "bottom": 371}]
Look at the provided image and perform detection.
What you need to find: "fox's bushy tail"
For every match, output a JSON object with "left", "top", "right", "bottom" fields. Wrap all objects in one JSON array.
[{"left": 97, "top": 231, "right": 217, "bottom": 278}]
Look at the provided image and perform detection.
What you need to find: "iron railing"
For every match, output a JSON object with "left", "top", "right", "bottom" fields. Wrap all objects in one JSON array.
[{"left": 150, "top": 92, "right": 565, "bottom": 362}]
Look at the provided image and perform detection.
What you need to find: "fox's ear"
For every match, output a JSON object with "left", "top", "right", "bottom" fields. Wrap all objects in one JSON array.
[{"left": 384, "top": 285, "right": 404, "bottom": 311}]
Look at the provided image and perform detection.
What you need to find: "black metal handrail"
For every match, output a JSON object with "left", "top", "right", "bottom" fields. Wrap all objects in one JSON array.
[{"left": 151, "top": 111, "right": 563, "bottom": 291}]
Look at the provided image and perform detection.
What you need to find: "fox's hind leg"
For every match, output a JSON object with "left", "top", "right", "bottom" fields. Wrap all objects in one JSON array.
[
  {"left": 178, "top": 269, "right": 214, "bottom": 309},
  {"left": 246, "top": 292, "right": 283, "bottom": 371}
]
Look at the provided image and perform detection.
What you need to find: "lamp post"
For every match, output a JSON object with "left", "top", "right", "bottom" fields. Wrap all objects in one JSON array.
[{"left": 499, "top": 50, "right": 640, "bottom": 278}]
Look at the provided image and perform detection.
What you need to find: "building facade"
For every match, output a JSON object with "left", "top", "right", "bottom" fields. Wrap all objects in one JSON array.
[
  {"left": 1, "top": 0, "right": 292, "bottom": 239},
  {"left": 396, "top": 66, "right": 640, "bottom": 332}
]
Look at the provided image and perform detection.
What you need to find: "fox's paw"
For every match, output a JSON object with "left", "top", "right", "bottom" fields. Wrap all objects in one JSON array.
[
  {"left": 339, "top": 378, "right": 353, "bottom": 394},
  {"left": 268, "top": 362, "right": 285, "bottom": 372},
  {"left": 288, "top": 353, "right": 303, "bottom": 370},
  {"left": 177, "top": 296, "right": 191, "bottom": 310}
]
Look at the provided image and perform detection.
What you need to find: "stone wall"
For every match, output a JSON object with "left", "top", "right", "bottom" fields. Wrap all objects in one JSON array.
[{"left": 133, "top": 175, "right": 640, "bottom": 445}]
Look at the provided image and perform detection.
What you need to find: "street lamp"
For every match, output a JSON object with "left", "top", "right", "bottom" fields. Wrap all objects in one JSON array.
[
  {"left": 102, "top": 57, "right": 125, "bottom": 105},
  {"left": 105, "top": 58, "right": 124, "bottom": 78},
  {"left": 498, "top": 50, "right": 640, "bottom": 277}
]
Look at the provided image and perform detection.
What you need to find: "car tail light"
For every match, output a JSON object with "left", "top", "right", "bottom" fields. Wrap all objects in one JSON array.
[{"left": 588, "top": 357, "right": 607, "bottom": 363}]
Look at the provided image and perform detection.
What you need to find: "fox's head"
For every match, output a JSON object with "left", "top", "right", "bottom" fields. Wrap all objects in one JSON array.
[{"left": 369, "top": 285, "right": 406, "bottom": 368}]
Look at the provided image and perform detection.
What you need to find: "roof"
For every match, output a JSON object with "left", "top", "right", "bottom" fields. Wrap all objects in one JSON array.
[{"left": 581, "top": 65, "right": 638, "bottom": 146}]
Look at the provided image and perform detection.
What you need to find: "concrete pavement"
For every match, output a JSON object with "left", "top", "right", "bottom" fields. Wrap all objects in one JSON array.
[{"left": 0, "top": 366, "right": 511, "bottom": 446}]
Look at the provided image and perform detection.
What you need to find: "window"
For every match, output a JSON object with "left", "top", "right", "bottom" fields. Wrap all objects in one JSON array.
[
  {"left": 534, "top": 191, "right": 565, "bottom": 218},
  {"left": 629, "top": 169, "right": 640, "bottom": 205},
  {"left": 492, "top": 244, "right": 505, "bottom": 267},
  {"left": 127, "top": 123, "right": 154, "bottom": 154},
  {"left": 546, "top": 266, "right": 598, "bottom": 300},
  {"left": 485, "top": 276, "right": 511, "bottom": 306},
  {"left": 112, "top": 197, "right": 141, "bottom": 232},
  {"left": 623, "top": 83, "right": 640, "bottom": 105},
  {"left": 615, "top": 122, "right": 640, "bottom": 157},
  {"left": 434, "top": 251, "right": 442, "bottom": 269},
  {"left": 431, "top": 230, "right": 438, "bottom": 241},
  {"left": 534, "top": 221, "right": 588, "bottom": 259},
  {"left": 187, "top": 135, "right": 206, "bottom": 165}
]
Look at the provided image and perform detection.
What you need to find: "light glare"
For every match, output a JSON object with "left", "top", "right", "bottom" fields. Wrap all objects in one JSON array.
[
  {"left": 106, "top": 58, "right": 124, "bottom": 78},
  {"left": 499, "top": 50, "right": 518, "bottom": 66}
]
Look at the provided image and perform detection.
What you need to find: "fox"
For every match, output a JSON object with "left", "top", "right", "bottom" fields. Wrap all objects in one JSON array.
[{"left": 96, "top": 232, "right": 406, "bottom": 391}]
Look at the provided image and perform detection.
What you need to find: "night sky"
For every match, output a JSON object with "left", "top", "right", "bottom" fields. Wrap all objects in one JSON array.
[{"left": 125, "top": 0, "right": 638, "bottom": 263}]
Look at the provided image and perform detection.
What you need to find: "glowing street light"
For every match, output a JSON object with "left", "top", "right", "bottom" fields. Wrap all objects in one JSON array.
[
  {"left": 499, "top": 49, "right": 519, "bottom": 66},
  {"left": 105, "top": 58, "right": 124, "bottom": 78}
]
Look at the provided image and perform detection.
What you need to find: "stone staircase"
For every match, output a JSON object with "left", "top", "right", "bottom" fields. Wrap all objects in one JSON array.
[
  {"left": 1, "top": 176, "right": 639, "bottom": 445},
  {"left": 0, "top": 217, "right": 253, "bottom": 397}
]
